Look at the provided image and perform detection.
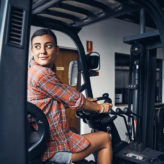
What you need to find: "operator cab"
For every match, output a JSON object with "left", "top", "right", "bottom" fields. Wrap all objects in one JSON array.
[{"left": 1, "top": 0, "right": 164, "bottom": 164}]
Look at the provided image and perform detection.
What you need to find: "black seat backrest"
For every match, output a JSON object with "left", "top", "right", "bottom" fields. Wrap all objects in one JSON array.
[
  {"left": 26, "top": 102, "right": 94, "bottom": 164},
  {"left": 27, "top": 102, "right": 50, "bottom": 162}
]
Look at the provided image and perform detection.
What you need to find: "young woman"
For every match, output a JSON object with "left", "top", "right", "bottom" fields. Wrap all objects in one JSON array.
[{"left": 27, "top": 28, "right": 113, "bottom": 164}]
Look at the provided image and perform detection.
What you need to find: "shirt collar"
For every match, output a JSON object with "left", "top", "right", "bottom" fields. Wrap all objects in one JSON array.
[{"left": 30, "top": 60, "right": 56, "bottom": 71}]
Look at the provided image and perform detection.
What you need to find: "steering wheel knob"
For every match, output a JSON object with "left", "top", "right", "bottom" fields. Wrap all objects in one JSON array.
[{"left": 102, "top": 93, "right": 109, "bottom": 98}]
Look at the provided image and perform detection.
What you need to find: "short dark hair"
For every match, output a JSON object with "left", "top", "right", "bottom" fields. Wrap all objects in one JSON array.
[{"left": 31, "top": 28, "right": 57, "bottom": 45}]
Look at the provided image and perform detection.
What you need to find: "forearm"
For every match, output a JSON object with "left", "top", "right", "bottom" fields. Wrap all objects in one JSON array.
[{"left": 83, "top": 99, "right": 102, "bottom": 113}]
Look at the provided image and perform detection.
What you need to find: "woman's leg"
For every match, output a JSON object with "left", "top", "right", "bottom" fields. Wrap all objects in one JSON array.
[{"left": 72, "top": 131, "right": 112, "bottom": 164}]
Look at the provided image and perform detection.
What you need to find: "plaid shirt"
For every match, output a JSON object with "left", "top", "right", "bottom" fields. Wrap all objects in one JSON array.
[{"left": 27, "top": 61, "right": 89, "bottom": 161}]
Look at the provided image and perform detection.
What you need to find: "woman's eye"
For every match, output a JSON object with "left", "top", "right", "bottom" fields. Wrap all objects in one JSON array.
[
  {"left": 34, "top": 45, "right": 41, "bottom": 50},
  {"left": 46, "top": 44, "right": 53, "bottom": 49}
]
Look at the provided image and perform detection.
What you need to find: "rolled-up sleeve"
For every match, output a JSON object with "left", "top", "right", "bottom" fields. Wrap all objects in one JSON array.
[{"left": 37, "top": 72, "right": 86, "bottom": 110}]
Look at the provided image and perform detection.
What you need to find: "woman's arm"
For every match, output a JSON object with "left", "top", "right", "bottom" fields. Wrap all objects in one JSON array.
[{"left": 83, "top": 98, "right": 112, "bottom": 113}]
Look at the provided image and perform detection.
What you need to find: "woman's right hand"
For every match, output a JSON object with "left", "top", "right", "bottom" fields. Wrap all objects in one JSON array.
[{"left": 99, "top": 103, "right": 113, "bottom": 113}]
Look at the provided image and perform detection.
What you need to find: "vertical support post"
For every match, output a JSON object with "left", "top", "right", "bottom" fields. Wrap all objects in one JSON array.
[
  {"left": 0, "top": 0, "right": 31, "bottom": 164},
  {"left": 130, "top": 43, "right": 145, "bottom": 143},
  {"left": 129, "top": 43, "right": 156, "bottom": 148},
  {"left": 141, "top": 48, "right": 156, "bottom": 148}
]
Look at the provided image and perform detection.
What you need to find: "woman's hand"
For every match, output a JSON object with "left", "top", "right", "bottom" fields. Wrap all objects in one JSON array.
[
  {"left": 99, "top": 103, "right": 113, "bottom": 113},
  {"left": 84, "top": 97, "right": 113, "bottom": 114}
]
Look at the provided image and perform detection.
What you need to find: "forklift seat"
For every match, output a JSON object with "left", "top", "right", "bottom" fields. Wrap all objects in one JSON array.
[
  {"left": 27, "top": 102, "right": 94, "bottom": 164},
  {"left": 27, "top": 102, "right": 50, "bottom": 164}
]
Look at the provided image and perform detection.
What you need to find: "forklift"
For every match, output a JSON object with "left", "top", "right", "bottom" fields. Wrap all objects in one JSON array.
[{"left": 0, "top": 0, "right": 164, "bottom": 164}]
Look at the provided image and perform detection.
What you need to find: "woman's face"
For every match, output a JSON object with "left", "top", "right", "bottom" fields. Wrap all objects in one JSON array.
[{"left": 31, "top": 34, "right": 58, "bottom": 66}]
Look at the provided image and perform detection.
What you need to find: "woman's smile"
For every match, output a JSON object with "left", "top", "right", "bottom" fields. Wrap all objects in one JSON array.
[{"left": 39, "top": 56, "right": 49, "bottom": 60}]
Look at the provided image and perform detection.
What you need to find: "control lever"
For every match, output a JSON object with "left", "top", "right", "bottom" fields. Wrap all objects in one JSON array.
[
  {"left": 109, "top": 107, "right": 132, "bottom": 142},
  {"left": 116, "top": 108, "right": 125, "bottom": 115},
  {"left": 108, "top": 108, "right": 117, "bottom": 115},
  {"left": 123, "top": 107, "right": 141, "bottom": 118},
  {"left": 123, "top": 107, "right": 141, "bottom": 142}
]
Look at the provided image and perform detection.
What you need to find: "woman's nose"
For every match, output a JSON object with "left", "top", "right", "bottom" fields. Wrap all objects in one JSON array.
[{"left": 40, "top": 46, "right": 46, "bottom": 54}]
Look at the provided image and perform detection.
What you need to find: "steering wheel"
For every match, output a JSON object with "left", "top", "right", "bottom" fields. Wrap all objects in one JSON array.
[
  {"left": 27, "top": 102, "right": 50, "bottom": 161},
  {"left": 76, "top": 93, "right": 122, "bottom": 150},
  {"left": 76, "top": 93, "right": 116, "bottom": 129},
  {"left": 76, "top": 93, "right": 112, "bottom": 116}
]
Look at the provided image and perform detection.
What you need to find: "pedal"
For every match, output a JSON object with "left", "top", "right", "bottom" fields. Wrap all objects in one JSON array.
[
  {"left": 115, "top": 144, "right": 164, "bottom": 163},
  {"left": 125, "top": 152, "right": 144, "bottom": 160}
]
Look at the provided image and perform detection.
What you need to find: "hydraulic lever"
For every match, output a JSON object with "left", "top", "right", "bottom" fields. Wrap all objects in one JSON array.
[
  {"left": 121, "top": 107, "right": 142, "bottom": 142},
  {"left": 109, "top": 108, "right": 132, "bottom": 142},
  {"left": 116, "top": 108, "right": 135, "bottom": 142},
  {"left": 123, "top": 107, "right": 141, "bottom": 118}
]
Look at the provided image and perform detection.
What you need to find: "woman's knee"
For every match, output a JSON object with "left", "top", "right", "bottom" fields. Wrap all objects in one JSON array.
[{"left": 98, "top": 131, "right": 112, "bottom": 145}]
